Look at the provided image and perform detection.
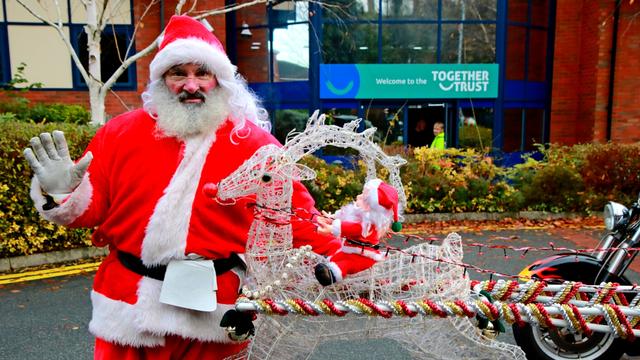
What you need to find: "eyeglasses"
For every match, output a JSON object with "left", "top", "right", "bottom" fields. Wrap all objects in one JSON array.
[
  {"left": 164, "top": 67, "right": 214, "bottom": 84},
  {"left": 165, "top": 73, "right": 214, "bottom": 84}
]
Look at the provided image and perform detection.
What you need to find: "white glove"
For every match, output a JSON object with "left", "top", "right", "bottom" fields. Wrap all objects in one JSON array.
[{"left": 23, "top": 130, "right": 93, "bottom": 202}]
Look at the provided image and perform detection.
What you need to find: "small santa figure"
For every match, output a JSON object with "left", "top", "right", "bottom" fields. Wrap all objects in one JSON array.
[{"left": 314, "top": 178, "right": 402, "bottom": 286}]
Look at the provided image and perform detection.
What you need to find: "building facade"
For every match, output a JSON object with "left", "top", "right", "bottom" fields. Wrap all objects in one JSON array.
[{"left": 1, "top": 0, "right": 638, "bottom": 153}]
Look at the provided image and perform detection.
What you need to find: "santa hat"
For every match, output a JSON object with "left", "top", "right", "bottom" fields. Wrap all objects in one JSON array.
[
  {"left": 364, "top": 179, "right": 402, "bottom": 232},
  {"left": 149, "top": 15, "right": 236, "bottom": 83}
]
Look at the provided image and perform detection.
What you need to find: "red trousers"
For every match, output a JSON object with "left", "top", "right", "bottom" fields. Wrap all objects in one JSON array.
[{"left": 94, "top": 336, "right": 248, "bottom": 360}]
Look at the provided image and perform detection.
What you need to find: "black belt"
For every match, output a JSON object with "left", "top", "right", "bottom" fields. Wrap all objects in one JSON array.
[
  {"left": 117, "top": 251, "right": 243, "bottom": 281},
  {"left": 345, "top": 238, "right": 380, "bottom": 250}
]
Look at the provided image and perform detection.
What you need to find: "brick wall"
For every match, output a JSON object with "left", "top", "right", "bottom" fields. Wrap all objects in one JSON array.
[
  {"left": 610, "top": 1, "right": 640, "bottom": 143},
  {"left": 551, "top": 0, "right": 640, "bottom": 144}
]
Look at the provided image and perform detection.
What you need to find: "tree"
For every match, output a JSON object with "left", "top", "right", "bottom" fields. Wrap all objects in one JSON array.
[{"left": 14, "top": 0, "right": 271, "bottom": 126}]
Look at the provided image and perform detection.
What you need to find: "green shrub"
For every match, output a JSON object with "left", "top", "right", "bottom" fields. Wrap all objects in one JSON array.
[
  {"left": 510, "top": 143, "right": 640, "bottom": 212},
  {"left": 405, "top": 147, "right": 516, "bottom": 213},
  {"left": 0, "top": 121, "right": 95, "bottom": 257},
  {"left": 520, "top": 164, "right": 584, "bottom": 212},
  {"left": 301, "top": 155, "right": 366, "bottom": 212},
  {"left": 577, "top": 143, "right": 640, "bottom": 208},
  {"left": 0, "top": 100, "right": 91, "bottom": 124}
]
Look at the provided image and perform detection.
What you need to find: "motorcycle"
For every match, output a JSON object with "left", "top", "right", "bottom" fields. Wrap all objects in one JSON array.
[{"left": 513, "top": 193, "right": 640, "bottom": 360}]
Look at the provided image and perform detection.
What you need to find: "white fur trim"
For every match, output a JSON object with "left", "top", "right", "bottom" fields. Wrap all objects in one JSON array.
[
  {"left": 364, "top": 179, "right": 385, "bottom": 213},
  {"left": 135, "top": 277, "right": 237, "bottom": 343},
  {"left": 89, "top": 277, "right": 238, "bottom": 347},
  {"left": 141, "top": 132, "right": 216, "bottom": 265},
  {"left": 364, "top": 178, "right": 392, "bottom": 218},
  {"left": 89, "top": 291, "right": 165, "bottom": 347},
  {"left": 326, "top": 261, "right": 343, "bottom": 282},
  {"left": 30, "top": 173, "right": 92, "bottom": 225},
  {"left": 150, "top": 38, "right": 236, "bottom": 82},
  {"left": 340, "top": 245, "right": 385, "bottom": 261},
  {"left": 331, "top": 219, "right": 341, "bottom": 237}
]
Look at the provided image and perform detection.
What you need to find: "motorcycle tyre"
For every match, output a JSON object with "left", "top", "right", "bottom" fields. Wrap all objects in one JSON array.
[{"left": 513, "top": 322, "right": 626, "bottom": 360}]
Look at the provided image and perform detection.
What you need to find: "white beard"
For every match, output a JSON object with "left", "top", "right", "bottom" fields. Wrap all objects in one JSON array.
[
  {"left": 336, "top": 202, "right": 391, "bottom": 237},
  {"left": 149, "top": 81, "right": 230, "bottom": 140}
]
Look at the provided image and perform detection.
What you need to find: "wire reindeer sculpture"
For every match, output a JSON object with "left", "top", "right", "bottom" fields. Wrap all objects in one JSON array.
[{"left": 210, "top": 111, "right": 525, "bottom": 360}]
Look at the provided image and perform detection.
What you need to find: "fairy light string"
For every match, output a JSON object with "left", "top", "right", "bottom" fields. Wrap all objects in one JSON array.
[{"left": 237, "top": 201, "right": 639, "bottom": 284}]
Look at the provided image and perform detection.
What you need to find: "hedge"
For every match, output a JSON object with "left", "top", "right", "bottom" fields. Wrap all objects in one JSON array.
[
  {"left": 2, "top": 120, "right": 639, "bottom": 258},
  {"left": 0, "top": 121, "right": 95, "bottom": 257}
]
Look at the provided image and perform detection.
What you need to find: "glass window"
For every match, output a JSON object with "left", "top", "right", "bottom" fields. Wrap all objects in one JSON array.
[
  {"left": 528, "top": 29, "right": 547, "bottom": 81},
  {"left": 458, "top": 106, "right": 494, "bottom": 151},
  {"left": 323, "top": 0, "right": 377, "bottom": 21},
  {"left": 271, "top": 1, "right": 309, "bottom": 25},
  {"left": 320, "top": 107, "right": 364, "bottom": 156},
  {"left": 503, "top": 108, "right": 523, "bottom": 152},
  {"left": 531, "top": 0, "right": 549, "bottom": 27},
  {"left": 273, "top": 23, "right": 308, "bottom": 81},
  {"left": 322, "top": 23, "right": 378, "bottom": 64},
  {"left": 442, "top": 0, "right": 497, "bottom": 21},
  {"left": 382, "top": 0, "right": 437, "bottom": 20},
  {"left": 236, "top": 26, "right": 270, "bottom": 82},
  {"left": 507, "top": 0, "right": 528, "bottom": 23},
  {"left": 0, "top": 24, "right": 5, "bottom": 84},
  {"left": 382, "top": 24, "right": 437, "bottom": 64},
  {"left": 71, "top": 0, "right": 131, "bottom": 24},
  {"left": 440, "top": 24, "right": 496, "bottom": 63},
  {"left": 6, "top": 0, "right": 69, "bottom": 23},
  {"left": 364, "top": 105, "right": 405, "bottom": 145},
  {"left": 524, "top": 108, "right": 543, "bottom": 150},
  {"left": 273, "top": 109, "right": 309, "bottom": 144},
  {"left": 76, "top": 29, "right": 132, "bottom": 86},
  {"left": 8, "top": 25, "right": 73, "bottom": 88},
  {"left": 324, "top": 108, "right": 360, "bottom": 127},
  {"left": 505, "top": 25, "right": 526, "bottom": 80}
]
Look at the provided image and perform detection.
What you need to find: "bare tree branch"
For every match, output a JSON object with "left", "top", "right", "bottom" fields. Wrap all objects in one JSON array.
[
  {"left": 122, "top": 0, "right": 160, "bottom": 60},
  {"left": 468, "top": 1, "right": 495, "bottom": 54},
  {"left": 102, "top": 37, "right": 159, "bottom": 91},
  {"left": 175, "top": 0, "right": 188, "bottom": 14},
  {"left": 14, "top": 0, "right": 93, "bottom": 84},
  {"left": 192, "top": 0, "right": 268, "bottom": 19},
  {"left": 108, "top": 87, "right": 133, "bottom": 112}
]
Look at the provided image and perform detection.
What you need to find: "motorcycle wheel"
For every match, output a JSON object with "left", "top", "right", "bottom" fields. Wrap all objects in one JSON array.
[{"left": 513, "top": 323, "right": 626, "bottom": 360}]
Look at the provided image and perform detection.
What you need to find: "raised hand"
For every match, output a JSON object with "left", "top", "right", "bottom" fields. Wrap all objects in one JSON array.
[{"left": 23, "top": 131, "right": 93, "bottom": 199}]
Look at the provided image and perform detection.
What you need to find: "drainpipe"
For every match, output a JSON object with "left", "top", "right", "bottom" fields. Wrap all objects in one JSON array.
[{"left": 606, "top": 0, "right": 621, "bottom": 142}]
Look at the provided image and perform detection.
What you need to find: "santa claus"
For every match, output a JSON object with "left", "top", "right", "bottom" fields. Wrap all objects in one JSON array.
[
  {"left": 23, "top": 15, "right": 340, "bottom": 359},
  {"left": 315, "top": 179, "right": 402, "bottom": 286}
]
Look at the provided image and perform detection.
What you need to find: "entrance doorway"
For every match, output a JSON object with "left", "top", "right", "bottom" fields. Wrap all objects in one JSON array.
[{"left": 407, "top": 103, "right": 449, "bottom": 148}]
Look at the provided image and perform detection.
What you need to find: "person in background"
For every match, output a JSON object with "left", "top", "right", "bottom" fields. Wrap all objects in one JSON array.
[
  {"left": 430, "top": 121, "right": 446, "bottom": 149},
  {"left": 23, "top": 15, "right": 340, "bottom": 360}
]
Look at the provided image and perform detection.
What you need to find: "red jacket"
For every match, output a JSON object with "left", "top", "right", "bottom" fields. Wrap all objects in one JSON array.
[
  {"left": 31, "top": 109, "right": 340, "bottom": 346},
  {"left": 331, "top": 219, "right": 383, "bottom": 261},
  {"left": 338, "top": 221, "right": 380, "bottom": 246}
]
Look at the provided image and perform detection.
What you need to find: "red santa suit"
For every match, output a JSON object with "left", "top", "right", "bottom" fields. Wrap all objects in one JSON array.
[
  {"left": 323, "top": 179, "right": 401, "bottom": 283},
  {"left": 325, "top": 219, "right": 383, "bottom": 282},
  {"left": 29, "top": 15, "right": 339, "bottom": 356}
]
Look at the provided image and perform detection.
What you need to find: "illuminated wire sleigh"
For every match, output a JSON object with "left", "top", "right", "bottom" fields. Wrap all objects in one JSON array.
[{"left": 214, "top": 111, "right": 526, "bottom": 360}]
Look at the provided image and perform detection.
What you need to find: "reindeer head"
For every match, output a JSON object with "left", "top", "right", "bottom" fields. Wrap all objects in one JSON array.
[{"left": 212, "top": 144, "right": 316, "bottom": 203}]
